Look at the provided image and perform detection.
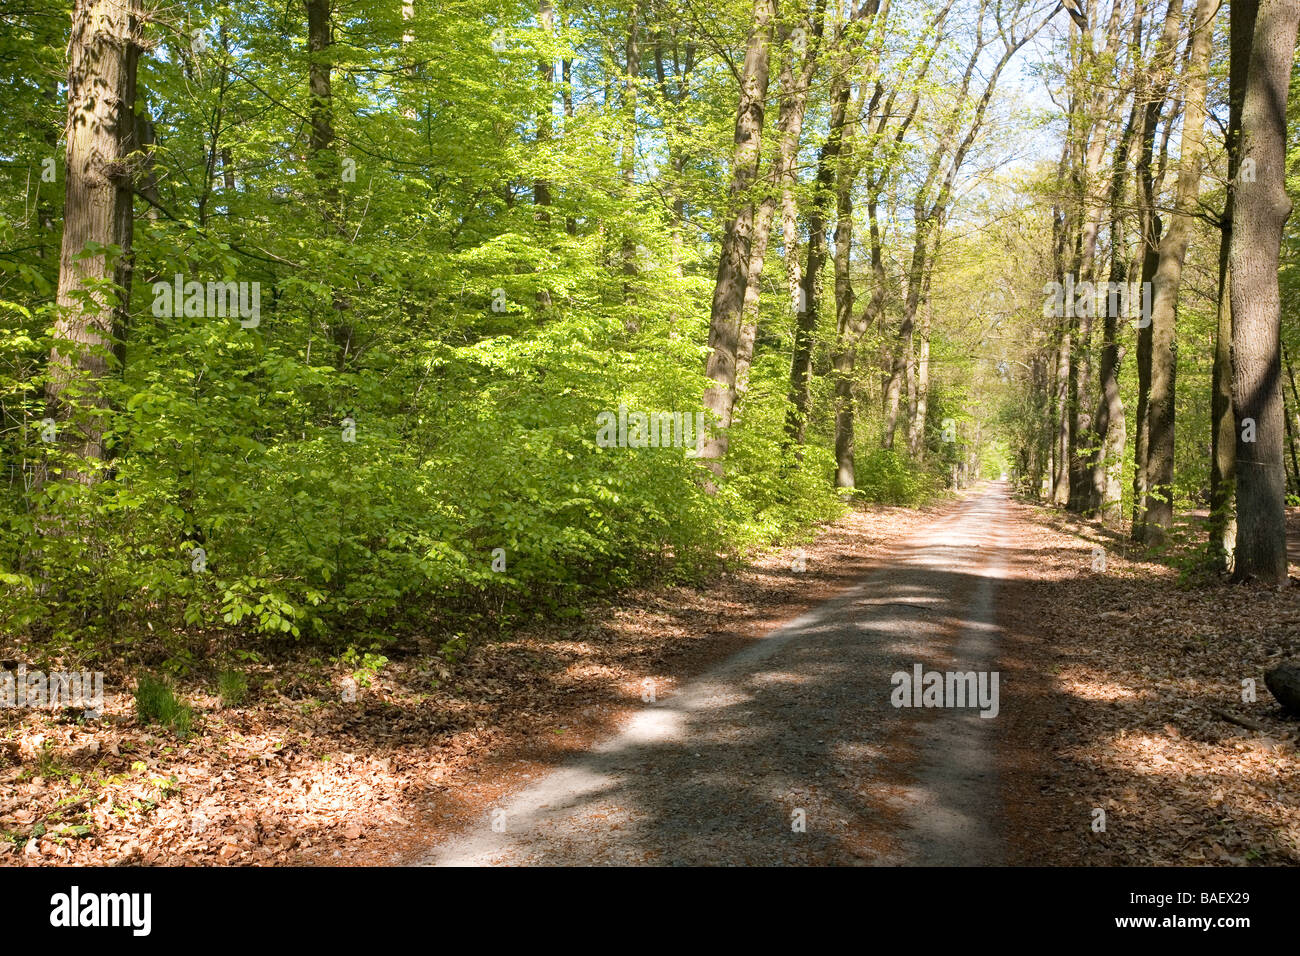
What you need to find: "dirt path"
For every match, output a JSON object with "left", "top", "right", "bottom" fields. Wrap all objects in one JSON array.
[
  {"left": 423, "top": 484, "right": 1018, "bottom": 866},
  {"left": 9, "top": 487, "right": 1293, "bottom": 866}
]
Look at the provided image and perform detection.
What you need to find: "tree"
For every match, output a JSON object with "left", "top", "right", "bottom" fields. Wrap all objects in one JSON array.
[
  {"left": 697, "top": 0, "right": 774, "bottom": 472},
  {"left": 1129, "top": 0, "right": 1183, "bottom": 539},
  {"left": 44, "top": 0, "right": 143, "bottom": 482},
  {"left": 1206, "top": 0, "right": 1256, "bottom": 570},
  {"left": 1086, "top": 0, "right": 1145, "bottom": 523},
  {"left": 1140, "top": 0, "right": 1215, "bottom": 544},
  {"left": 1230, "top": 0, "right": 1300, "bottom": 584},
  {"left": 735, "top": 0, "right": 828, "bottom": 400}
]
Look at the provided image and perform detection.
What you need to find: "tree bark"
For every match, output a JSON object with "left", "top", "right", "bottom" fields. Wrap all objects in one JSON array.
[
  {"left": 1130, "top": 0, "right": 1184, "bottom": 539},
  {"left": 1088, "top": 43, "right": 1141, "bottom": 522},
  {"left": 1142, "top": 0, "right": 1216, "bottom": 544},
  {"left": 698, "top": 0, "right": 774, "bottom": 471},
  {"left": 1066, "top": 0, "right": 1123, "bottom": 513},
  {"left": 305, "top": 0, "right": 337, "bottom": 188},
  {"left": 1230, "top": 0, "right": 1300, "bottom": 584},
  {"left": 1052, "top": 328, "right": 1071, "bottom": 505},
  {"left": 735, "top": 3, "right": 827, "bottom": 399},
  {"left": 1208, "top": 0, "right": 1254, "bottom": 570},
  {"left": 620, "top": 0, "right": 642, "bottom": 298},
  {"left": 535, "top": 0, "right": 554, "bottom": 217},
  {"left": 786, "top": 75, "right": 849, "bottom": 446},
  {"left": 44, "top": 0, "right": 143, "bottom": 482},
  {"left": 907, "top": 299, "right": 931, "bottom": 459}
]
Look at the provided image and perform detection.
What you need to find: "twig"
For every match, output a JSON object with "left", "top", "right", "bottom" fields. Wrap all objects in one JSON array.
[{"left": 1208, "top": 707, "right": 1270, "bottom": 734}]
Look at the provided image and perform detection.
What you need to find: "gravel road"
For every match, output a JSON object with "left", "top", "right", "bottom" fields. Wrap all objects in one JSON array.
[{"left": 424, "top": 484, "right": 1014, "bottom": 866}]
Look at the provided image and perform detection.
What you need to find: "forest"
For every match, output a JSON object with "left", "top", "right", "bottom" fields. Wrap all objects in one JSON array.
[{"left": 0, "top": 0, "right": 1298, "bottom": 873}]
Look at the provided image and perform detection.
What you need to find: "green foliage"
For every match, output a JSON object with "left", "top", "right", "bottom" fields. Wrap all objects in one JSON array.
[
  {"left": 339, "top": 646, "right": 388, "bottom": 688},
  {"left": 0, "top": 0, "right": 989, "bottom": 668},
  {"left": 853, "top": 450, "right": 941, "bottom": 506},
  {"left": 134, "top": 675, "right": 194, "bottom": 737},
  {"left": 217, "top": 670, "right": 249, "bottom": 707}
]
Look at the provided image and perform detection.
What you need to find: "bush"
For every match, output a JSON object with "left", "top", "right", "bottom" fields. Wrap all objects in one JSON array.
[{"left": 853, "top": 449, "right": 941, "bottom": 506}]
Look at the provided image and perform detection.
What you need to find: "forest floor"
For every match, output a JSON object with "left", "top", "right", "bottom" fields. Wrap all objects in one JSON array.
[{"left": 2, "top": 487, "right": 1298, "bottom": 865}]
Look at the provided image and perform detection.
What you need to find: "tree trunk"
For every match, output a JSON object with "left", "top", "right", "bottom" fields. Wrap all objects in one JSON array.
[
  {"left": 698, "top": 0, "right": 774, "bottom": 471},
  {"left": 44, "top": 0, "right": 142, "bottom": 483},
  {"left": 1208, "top": 0, "right": 1255, "bottom": 570},
  {"left": 1285, "top": 391, "right": 1300, "bottom": 495},
  {"left": 535, "top": 0, "right": 554, "bottom": 217},
  {"left": 908, "top": 300, "right": 931, "bottom": 459},
  {"left": 1067, "top": 1, "right": 1124, "bottom": 513},
  {"left": 305, "top": 0, "right": 337, "bottom": 188},
  {"left": 1088, "top": 74, "right": 1139, "bottom": 522},
  {"left": 1286, "top": 346, "right": 1300, "bottom": 495},
  {"left": 828, "top": 78, "right": 866, "bottom": 485},
  {"left": 1230, "top": 0, "right": 1300, "bottom": 584},
  {"left": 786, "top": 76, "right": 849, "bottom": 446},
  {"left": 1142, "top": 0, "right": 1216, "bottom": 544},
  {"left": 1052, "top": 329, "right": 1071, "bottom": 505},
  {"left": 534, "top": 0, "right": 555, "bottom": 310},
  {"left": 1130, "top": 225, "right": 1158, "bottom": 534},
  {"left": 835, "top": 196, "right": 888, "bottom": 487},
  {"left": 620, "top": 0, "right": 641, "bottom": 299},
  {"left": 1130, "top": 0, "right": 1184, "bottom": 539},
  {"left": 305, "top": 0, "right": 354, "bottom": 369},
  {"left": 735, "top": 7, "right": 827, "bottom": 399}
]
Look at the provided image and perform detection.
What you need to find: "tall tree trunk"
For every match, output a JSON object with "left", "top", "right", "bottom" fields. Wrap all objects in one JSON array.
[
  {"left": 1052, "top": 329, "right": 1071, "bottom": 504},
  {"left": 698, "top": 0, "right": 774, "bottom": 472},
  {"left": 652, "top": 29, "right": 697, "bottom": 278},
  {"left": 907, "top": 299, "right": 931, "bottom": 459},
  {"left": 44, "top": 0, "right": 142, "bottom": 483},
  {"left": 1130, "top": 0, "right": 1184, "bottom": 539},
  {"left": 1286, "top": 391, "right": 1300, "bottom": 495},
  {"left": 1142, "top": 0, "right": 1216, "bottom": 544},
  {"left": 828, "top": 79, "right": 866, "bottom": 484},
  {"left": 561, "top": 10, "right": 575, "bottom": 236},
  {"left": 1130, "top": 224, "right": 1158, "bottom": 532},
  {"left": 1066, "top": 0, "right": 1123, "bottom": 513},
  {"left": 1230, "top": 0, "right": 1300, "bottom": 584},
  {"left": 1088, "top": 64, "right": 1140, "bottom": 521},
  {"left": 787, "top": 76, "right": 849, "bottom": 446},
  {"left": 535, "top": 0, "right": 554, "bottom": 217},
  {"left": 1208, "top": 0, "right": 1255, "bottom": 569},
  {"left": 534, "top": 0, "right": 555, "bottom": 310},
  {"left": 835, "top": 195, "right": 887, "bottom": 487},
  {"left": 1286, "top": 346, "right": 1300, "bottom": 495},
  {"left": 620, "top": 0, "right": 641, "bottom": 299},
  {"left": 305, "top": 0, "right": 353, "bottom": 369},
  {"left": 735, "top": 4, "right": 827, "bottom": 399},
  {"left": 305, "top": 0, "right": 337, "bottom": 190}
]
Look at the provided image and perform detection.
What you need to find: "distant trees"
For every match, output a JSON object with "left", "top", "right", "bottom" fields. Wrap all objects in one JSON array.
[{"left": 1003, "top": 0, "right": 1297, "bottom": 581}]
